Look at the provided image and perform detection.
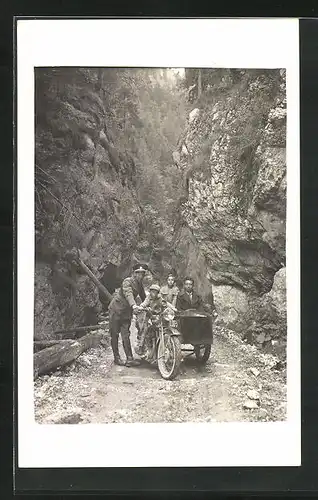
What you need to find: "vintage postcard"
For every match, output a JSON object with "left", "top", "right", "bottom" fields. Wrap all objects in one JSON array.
[{"left": 17, "top": 18, "right": 300, "bottom": 468}]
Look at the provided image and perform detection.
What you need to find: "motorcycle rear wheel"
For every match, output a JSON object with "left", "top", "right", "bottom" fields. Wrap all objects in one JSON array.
[{"left": 157, "top": 334, "right": 182, "bottom": 380}]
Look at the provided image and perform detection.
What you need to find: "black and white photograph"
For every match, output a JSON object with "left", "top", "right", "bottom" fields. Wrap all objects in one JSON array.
[
  {"left": 33, "top": 66, "right": 288, "bottom": 425},
  {"left": 17, "top": 18, "right": 300, "bottom": 468}
]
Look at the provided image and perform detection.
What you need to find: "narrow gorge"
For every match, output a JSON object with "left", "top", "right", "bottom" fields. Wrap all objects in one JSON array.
[{"left": 35, "top": 67, "right": 286, "bottom": 360}]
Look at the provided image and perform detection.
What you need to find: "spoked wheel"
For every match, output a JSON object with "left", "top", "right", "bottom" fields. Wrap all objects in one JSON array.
[
  {"left": 194, "top": 344, "right": 211, "bottom": 364},
  {"left": 144, "top": 339, "right": 156, "bottom": 364},
  {"left": 157, "top": 334, "right": 182, "bottom": 380}
]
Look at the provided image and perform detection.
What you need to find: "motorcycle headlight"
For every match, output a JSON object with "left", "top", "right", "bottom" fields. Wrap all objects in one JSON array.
[{"left": 163, "top": 308, "right": 175, "bottom": 321}]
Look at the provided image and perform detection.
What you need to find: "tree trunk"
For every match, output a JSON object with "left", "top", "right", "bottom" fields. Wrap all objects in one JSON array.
[
  {"left": 33, "top": 339, "right": 75, "bottom": 353},
  {"left": 34, "top": 331, "right": 104, "bottom": 378},
  {"left": 76, "top": 257, "right": 113, "bottom": 302},
  {"left": 54, "top": 323, "right": 108, "bottom": 337}
]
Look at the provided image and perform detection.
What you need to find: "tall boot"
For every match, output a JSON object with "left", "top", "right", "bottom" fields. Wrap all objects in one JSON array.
[
  {"left": 111, "top": 335, "right": 125, "bottom": 366},
  {"left": 122, "top": 335, "right": 140, "bottom": 367},
  {"left": 134, "top": 312, "right": 146, "bottom": 356}
]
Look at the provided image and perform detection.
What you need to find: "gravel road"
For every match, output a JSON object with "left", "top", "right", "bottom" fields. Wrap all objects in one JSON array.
[{"left": 34, "top": 324, "right": 286, "bottom": 424}]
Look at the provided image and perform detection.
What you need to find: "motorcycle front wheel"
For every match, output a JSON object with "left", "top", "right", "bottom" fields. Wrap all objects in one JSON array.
[{"left": 157, "top": 334, "right": 182, "bottom": 380}]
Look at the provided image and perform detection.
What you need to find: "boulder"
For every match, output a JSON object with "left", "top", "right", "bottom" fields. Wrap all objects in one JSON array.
[
  {"left": 266, "top": 267, "right": 286, "bottom": 318},
  {"left": 243, "top": 400, "right": 259, "bottom": 410},
  {"left": 249, "top": 367, "right": 260, "bottom": 377},
  {"left": 243, "top": 267, "right": 286, "bottom": 356},
  {"left": 247, "top": 389, "right": 260, "bottom": 401},
  {"left": 212, "top": 285, "right": 249, "bottom": 331}
]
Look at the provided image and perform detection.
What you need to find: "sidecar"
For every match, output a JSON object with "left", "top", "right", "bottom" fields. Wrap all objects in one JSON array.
[{"left": 177, "top": 309, "right": 213, "bottom": 363}]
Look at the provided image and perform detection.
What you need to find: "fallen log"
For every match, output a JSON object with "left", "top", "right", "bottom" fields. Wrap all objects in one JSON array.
[
  {"left": 34, "top": 331, "right": 103, "bottom": 379},
  {"left": 33, "top": 339, "right": 75, "bottom": 353},
  {"left": 76, "top": 257, "right": 113, "bottom": 302},
  {"left": 54, "top": 323, "right": 108, "bottom": 336}
]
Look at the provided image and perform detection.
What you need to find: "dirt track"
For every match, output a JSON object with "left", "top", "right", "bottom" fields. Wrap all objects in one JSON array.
[{"left": 34, "top": 322, "right": 287, "bottom": 424}]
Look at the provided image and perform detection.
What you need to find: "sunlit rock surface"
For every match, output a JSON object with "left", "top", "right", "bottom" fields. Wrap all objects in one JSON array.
[{"left": 174, "top": 69, "right": 286, "bottom": 351}]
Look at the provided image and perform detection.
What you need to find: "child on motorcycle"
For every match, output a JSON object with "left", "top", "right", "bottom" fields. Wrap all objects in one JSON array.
[{"left": 134, "top": 283, "right": 165, "bottom": 357}]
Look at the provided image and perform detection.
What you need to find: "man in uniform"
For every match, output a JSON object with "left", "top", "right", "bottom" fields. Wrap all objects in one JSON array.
[{"left": 108, "top": 263, "right": 148, "bottom": 367}]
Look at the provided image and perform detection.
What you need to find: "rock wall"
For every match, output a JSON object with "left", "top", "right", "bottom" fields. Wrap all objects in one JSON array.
[
  {"left": 35, "top": 69, "right": 143, "bottom": 339},
  {"left": 35, "top": 68, "right": 287, "bottom": 356},
  {"left": 173, "top": 69, "right": 287, "bottom": 353}
]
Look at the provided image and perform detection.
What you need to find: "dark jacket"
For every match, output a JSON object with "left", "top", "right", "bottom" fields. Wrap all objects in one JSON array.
[
  {"left": 108, "top": 276, "right": 146, "bottom": 319},
  {"left": 176, "top": 290, "right": 204, "bottom": 311}
]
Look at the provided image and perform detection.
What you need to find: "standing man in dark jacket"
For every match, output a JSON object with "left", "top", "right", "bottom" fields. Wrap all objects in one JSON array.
[
  {"left": 108, "top": 263, "right": 148, "bottom": 367},
  {"left": 176, "top": 277, "right": 217, "bottom": 317}
]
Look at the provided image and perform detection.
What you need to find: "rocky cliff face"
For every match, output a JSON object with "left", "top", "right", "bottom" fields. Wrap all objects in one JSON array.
[
  {"left": 35, "top": 69, "right": 143, "bottom": 338},
  {"left": 34, "top": 68, "right": 186, "bottom": 339},
  {"left": 173, "top": 69, "right": 287, "bottom": 354},
  {"left": 35, "top": 68, "right": 287, "bottom": 357}
]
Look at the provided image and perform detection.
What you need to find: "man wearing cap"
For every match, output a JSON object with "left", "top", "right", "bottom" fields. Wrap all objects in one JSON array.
[{"left": 108, "top": 263, "right": 148, "bottom": 367}]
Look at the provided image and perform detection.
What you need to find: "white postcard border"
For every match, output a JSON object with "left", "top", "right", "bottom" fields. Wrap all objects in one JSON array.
[{"left": 17, "top": 18, "right": 300, "bottom": 468}]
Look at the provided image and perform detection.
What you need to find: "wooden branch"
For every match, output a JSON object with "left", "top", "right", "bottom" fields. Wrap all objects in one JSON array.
[
  {"left": 34, "top": 331, "right": 103, "bottom": 378},
  {"left": 76, "top": 257, "right": 113, "bottom": 302}
]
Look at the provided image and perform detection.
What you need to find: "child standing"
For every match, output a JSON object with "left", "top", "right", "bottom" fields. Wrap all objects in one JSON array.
[{"left": 160, "top": 273, "right": 179, "bottom": 308}]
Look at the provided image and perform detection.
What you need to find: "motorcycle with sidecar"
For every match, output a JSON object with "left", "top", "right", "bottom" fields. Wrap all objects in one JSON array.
[{"left": 136, "top": 305, "right": 214, "bottom": 380}]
